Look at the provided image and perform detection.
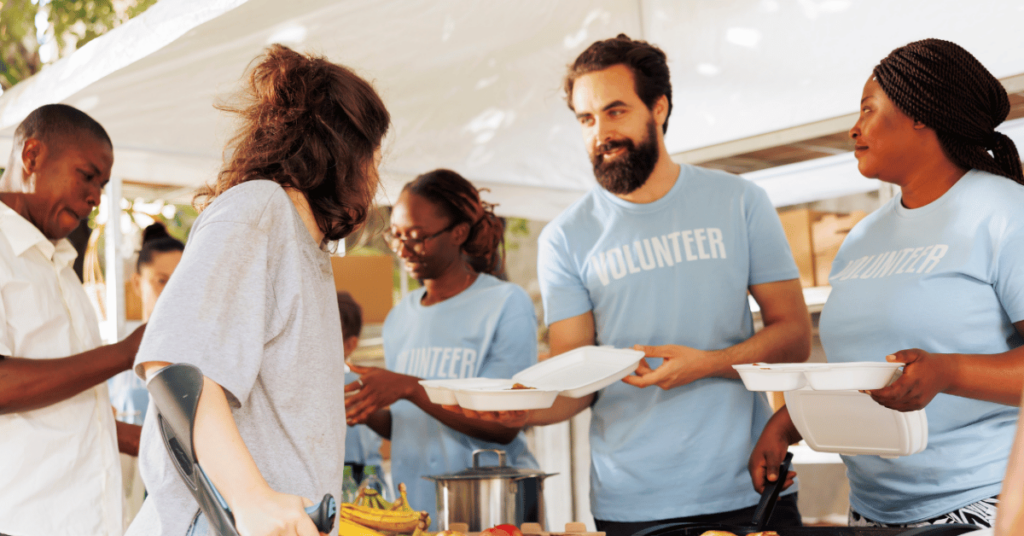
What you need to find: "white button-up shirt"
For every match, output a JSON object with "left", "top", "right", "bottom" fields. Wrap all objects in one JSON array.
[{"left": 0, "top": 201, "right": 122, "bottom": 536}]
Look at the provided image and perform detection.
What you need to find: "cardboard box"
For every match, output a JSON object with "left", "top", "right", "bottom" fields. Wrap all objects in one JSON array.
[
  {"left": 331, "top": 255, "right": 394, "bottom": 324},
  {"left": 777, "top": 208, "right": 866, "bottom": 287}
]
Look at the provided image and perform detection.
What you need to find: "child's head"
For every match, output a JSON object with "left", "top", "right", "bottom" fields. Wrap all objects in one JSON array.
[{"left": 337, "top": 291, "right": 363, "bottom": 358}]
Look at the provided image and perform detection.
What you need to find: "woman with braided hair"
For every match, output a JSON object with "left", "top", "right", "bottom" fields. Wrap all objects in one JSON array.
[
  {"left": 345, "top": 169, "right": 539, "bottom": 525},
  {"left": 750, "top": 39, "right": 1024, "bottom": 529}
]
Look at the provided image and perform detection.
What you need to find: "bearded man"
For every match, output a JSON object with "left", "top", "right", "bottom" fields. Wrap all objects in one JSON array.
[{"left": 532, "top": 35, "right": 811, "bottom": 536}]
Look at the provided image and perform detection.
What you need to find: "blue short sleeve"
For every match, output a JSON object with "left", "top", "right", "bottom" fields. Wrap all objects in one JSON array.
[
  {"left": 744, "top": 184, "right": 800, "bottom": 286},
  {"left": 996, "top": 226, "right": 1024, "bottom": 323},
  {"left": 538, "top": 225, "right": 593, "bottom": 326}
]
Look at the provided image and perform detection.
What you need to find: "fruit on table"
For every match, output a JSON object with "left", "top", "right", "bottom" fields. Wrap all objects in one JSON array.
[
  {"left": 481, "top": 524, "right": 524, "bottom": 536},
  {"left": 338, "top": 518, "right": 386, "bottom": 536},
  {"left": 436, "top": 531, "right": 467, "bottom": 536},
  {"left": 339, "top": 503, "right": 430, "bottom": 533}
]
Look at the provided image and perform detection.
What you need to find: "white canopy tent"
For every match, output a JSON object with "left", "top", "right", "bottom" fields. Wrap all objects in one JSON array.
[
  {"left": 2, "top": 0, "right": 1024, "bottom": 220},
  {"left": 4, "top": 1, "right": 1024, "bottom": 527}
]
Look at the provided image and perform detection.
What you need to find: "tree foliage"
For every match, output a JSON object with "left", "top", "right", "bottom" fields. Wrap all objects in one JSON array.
[{"left": 0, "top": 0, "right": 158, "bottom": 90}]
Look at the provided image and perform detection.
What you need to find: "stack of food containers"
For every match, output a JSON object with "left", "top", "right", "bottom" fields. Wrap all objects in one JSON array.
[{"left": 733, "top": 362, "right": 927, "bottom": 458}]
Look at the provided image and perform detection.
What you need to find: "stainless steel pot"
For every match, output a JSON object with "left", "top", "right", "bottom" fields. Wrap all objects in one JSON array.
[{"left": 424, "top": 449, "right": 557, "bottom": 531}]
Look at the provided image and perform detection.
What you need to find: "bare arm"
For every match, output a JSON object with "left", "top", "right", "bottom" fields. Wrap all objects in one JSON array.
[
  {"left": 869, "top": 320, "right": 1024, "bottom": 411},
  {"left": 345, "top": 367, "right": 522, "bottom": 444},
  {"left": 997, "top": 390, "right": 1024, "bottom": 535},
  {"left": 624, "top": 278, "right": 811, "bottom": 389},
  {"left": 141, "top": 361, "right": 322, "bottom": 536},
  {"left": 362, "top": 409, "right": 391, "bottom": 440},
  {"left": 0, "top": 324, "right": 145, "bottom": 415},
  {"left": 116, "top": 421, "right": 142, "bottom": 457}
]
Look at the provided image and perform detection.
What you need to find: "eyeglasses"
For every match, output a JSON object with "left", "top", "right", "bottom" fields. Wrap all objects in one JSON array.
[{"left": 384, "top": 221, "right": 458, "bottom": 254}]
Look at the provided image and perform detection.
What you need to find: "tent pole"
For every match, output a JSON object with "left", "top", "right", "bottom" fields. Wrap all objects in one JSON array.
[{"left": 104, "top": 175, "right": 126, "bottom": 343}]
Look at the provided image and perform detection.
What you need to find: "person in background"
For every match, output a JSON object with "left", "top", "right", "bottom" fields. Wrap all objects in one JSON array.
[
  {"left": 0, "top": 103, "right": 146, "bottom": 536},
  {"left": 344, "top": 169, "right": 538, "bottom": 526},
  {"left": 107, "top": 221, "right": 185, "bottom": 526},
  {"left": 110, "top": 222, "right": 185, "bottom": 427},
  {"left": 128, "top": 44, "right": 390, "bottom": 536},
  {"left": 750, "top": 38, "right": 1024, "bottom": 529},
  {"left": 337, "top": 290, "right": 383, "bottom": 484},
  {"left": 451, "top": 35, "right": 811, "bottom": 536}
]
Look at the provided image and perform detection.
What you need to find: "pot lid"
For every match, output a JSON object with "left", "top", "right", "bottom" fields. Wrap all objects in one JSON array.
[{"left": 423, "top": 449, "right": 555, "bottom": 480}]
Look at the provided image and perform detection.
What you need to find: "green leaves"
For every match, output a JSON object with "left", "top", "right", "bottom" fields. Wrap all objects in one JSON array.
[{"left": 0, "top": 0, "right": 159, "bottom": 90}]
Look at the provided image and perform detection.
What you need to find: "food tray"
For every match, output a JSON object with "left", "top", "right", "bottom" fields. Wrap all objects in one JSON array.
[
  {"left": 784, "top": 388, "right": 928, "bottom": 458},
  {"left": 418, "top": 346, "right": 645, "bottom": 411},
  {"left": 421, "top": 378, "right": 511, "bottom": 405},
  {"left": 733, "top": 362, "right": 901, "bottom": 392},
  {"left": 512, "top": 346, "right": 645, "bottom": 398},
  {"left": 453, "top": 386, "right": 561, "bottom": 411}
]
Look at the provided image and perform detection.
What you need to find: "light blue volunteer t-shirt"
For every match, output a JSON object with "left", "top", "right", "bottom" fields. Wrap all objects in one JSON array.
[
  {"left": 819, "top": 169, "right": 1024, "bottom": 524},
  {"left": 538, "top": 164, "right": 800, "bottom": 521},
  {"left": 384, "top": 273, "right": 539, "bottom": 526}
]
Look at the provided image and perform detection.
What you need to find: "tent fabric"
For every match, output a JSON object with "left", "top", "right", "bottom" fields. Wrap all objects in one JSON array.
[{"left": 1, "top": 0, "right": 1022, "bottom": 220}]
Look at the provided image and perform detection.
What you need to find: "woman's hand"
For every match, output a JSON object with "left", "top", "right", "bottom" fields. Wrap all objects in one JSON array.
[
  {"left": 440, "top": 406, "right": 530, "bottom": 428},
  {"left": 232, "top": 487, "right": 323, "bottom": 536},
  {"left": 345, "top": 363, "right": 418, "bottom": 426},
  {"left": 867, "top": 349, "right": 955, "bottom": 412},
  {"left": 621, "top": 344, "right": 720, "bottom": 390},
  {"left": 748, "top": 407, "right": 799, "bottom": 494}
]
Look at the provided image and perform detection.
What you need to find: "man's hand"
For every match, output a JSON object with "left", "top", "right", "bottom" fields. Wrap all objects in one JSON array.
[
  {"left": 116, "top": 421, "right": 142, "bottom": 457},
  {"left": 345, "top": 364, "right": 418, "bottom": 426},
  {"left": 621, "top": 344, "right": 721, "bottom": 390},
  {"left": 867, "top": 349, "right": 954, "bottom": 412},
  {"left": 116, "top": 323, "right": 147, "bottom": 370}
]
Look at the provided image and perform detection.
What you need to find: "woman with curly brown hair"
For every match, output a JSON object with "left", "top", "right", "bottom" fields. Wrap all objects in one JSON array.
[
  {"left": 344, "top": 169, "right": 539, "bottom": 526},
  {"left": 128, "top": 44, "right": 389, "bottom": 536},
  {"left": 750, "top": 39, "right": 1024, "bottom": 529}
]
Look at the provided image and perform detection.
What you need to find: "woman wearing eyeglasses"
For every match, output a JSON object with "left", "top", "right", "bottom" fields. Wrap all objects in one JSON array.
[{"left": 345, "top": 169, "right": 539, "bottom": 525}]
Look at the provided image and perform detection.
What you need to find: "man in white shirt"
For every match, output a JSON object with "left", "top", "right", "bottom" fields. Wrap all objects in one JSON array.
[{"left": 0, "top": 104, "right": 145, "bottom": 536}]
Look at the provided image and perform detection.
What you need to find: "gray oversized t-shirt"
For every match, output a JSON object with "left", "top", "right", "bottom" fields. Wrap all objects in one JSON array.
[{"left": 127, "top": 180, "right": 345, "bottom": 536}]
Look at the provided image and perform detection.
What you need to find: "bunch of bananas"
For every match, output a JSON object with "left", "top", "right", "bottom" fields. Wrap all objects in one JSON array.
[{"left": 338, "top": 483, "right": 431, "bottom": 536}]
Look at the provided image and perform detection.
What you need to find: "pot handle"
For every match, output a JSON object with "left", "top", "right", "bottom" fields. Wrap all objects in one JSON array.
[{"left": 472, "top": 449, "right": 507, "bottom": 469}]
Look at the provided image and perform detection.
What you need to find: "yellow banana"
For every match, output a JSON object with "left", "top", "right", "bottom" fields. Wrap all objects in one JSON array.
[
  {"left": 389, "top": 483, "right": 412, "bottom": 512},
  {"left": 340, "top": 503, "right": 428, "bottom": 533},
  {"left": 337, "top": 518, "right": 386, "bottom": 536}
]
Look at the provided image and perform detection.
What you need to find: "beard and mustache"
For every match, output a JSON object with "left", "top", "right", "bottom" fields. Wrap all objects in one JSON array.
[{"left": 591, "top": 118, "right": 659, "bottom": 195}]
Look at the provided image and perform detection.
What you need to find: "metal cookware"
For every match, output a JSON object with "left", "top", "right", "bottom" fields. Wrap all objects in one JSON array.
[{"left": 424, "top": 449, "right": 557, "bottom": 531}]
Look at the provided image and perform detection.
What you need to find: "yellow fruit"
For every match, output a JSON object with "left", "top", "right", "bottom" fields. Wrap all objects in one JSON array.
[
  {"left": 338, "top": 518, "right": 386, "bottom": 536},
  {"left": 340, "top": 503, "right": 428, "bottom": 533}
]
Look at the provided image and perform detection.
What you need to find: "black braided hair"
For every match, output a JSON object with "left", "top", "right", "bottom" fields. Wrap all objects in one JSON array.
[{"left": 873, "top": 38, "right": 1024, "bottom": 185}]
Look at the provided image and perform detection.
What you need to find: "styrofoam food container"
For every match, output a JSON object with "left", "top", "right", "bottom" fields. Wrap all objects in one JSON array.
[
  {"left": 802, "top": 362, "right": 902, "bottom": 391},
  {"left": 513, "top": 346, "right": 646, "bottom": 398},
  {"left": 733, "top": 363, "right": 808, "bottom": 391},
  {"left": 420, "top": 378, "right": 511, "bottom": 405},
  {"left": 419, "top": 346, "right": 645, "bottom": 411},
  {"left": 452, "top": 386, "right": 561, "bottom": 411},
  {"left": 785, "top": 388, "right": 927, "bottom": 458}
]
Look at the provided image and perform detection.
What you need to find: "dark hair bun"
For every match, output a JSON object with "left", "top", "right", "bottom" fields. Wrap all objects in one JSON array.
[{"left": 141, "top": 222, "right": 172, "bottom": 244}]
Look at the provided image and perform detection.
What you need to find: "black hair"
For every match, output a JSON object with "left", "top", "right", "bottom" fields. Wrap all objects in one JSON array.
[
  {"left": 14, "top": 104, "right": 112, "bottom": 155},
  {"left": 402, "top": 169, "right": 505, "bottom": 275},
  {"left": 136, "top": 222, "right": 184, "bottom": 273},
  {"left": 336, "top": 291, "right": 363, "bottom": 339},
  {"left": 565, "top": 34, "right": 673, "bottom": 133},
  {"left": 874, "top": 38, "right": 1023, "bottom": 184}
]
